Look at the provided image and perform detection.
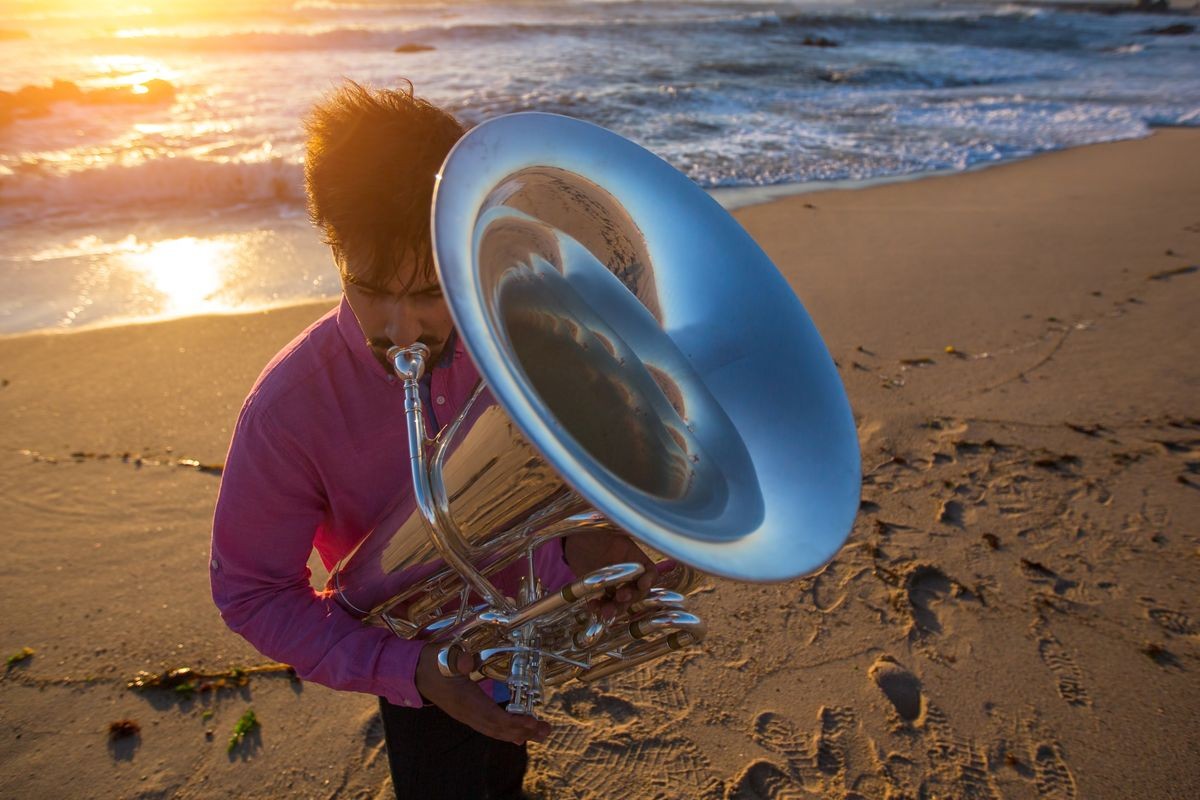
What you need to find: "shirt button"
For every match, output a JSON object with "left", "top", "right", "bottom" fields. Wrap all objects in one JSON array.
[
  {"left": 435, "top": 396, "right": 446, "bottom": 405},
  {"left": 210, "top": 559, "right": 219, "bottom": 571}
]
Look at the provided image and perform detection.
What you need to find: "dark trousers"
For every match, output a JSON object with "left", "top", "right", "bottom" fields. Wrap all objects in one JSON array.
[{"left": 379, "top": 697, "right": 528, "bottom": 800}]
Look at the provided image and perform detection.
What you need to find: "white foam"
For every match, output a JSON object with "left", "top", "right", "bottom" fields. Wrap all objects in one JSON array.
[{"left": 0, "top": 156, "right": 306, "bottom": 221}]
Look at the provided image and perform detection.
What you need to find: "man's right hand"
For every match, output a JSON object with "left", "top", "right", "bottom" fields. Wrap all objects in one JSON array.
[{"left": 414, "top": 644, "right": 551, "bottom": 746}]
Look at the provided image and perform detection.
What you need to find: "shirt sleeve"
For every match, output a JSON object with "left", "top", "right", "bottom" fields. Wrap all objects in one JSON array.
[
  {"left": 534, "top": 537, "right": 577, "bottom": 593},
  {"left": 209, "top": 404, "right": 425, "bottom": 708}
]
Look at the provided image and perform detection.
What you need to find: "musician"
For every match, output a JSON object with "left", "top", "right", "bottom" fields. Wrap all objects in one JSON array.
[{"left": 209, "top": 80, "right": 654, "bottom": 799}]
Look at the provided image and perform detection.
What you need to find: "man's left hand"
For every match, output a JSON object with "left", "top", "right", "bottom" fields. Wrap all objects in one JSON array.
[{"left": 562, "top": 532, "right": 656, "bottom": 623}]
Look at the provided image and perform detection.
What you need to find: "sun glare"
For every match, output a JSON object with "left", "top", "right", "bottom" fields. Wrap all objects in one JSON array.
[
  {"left": 85, "top": 54, "right": 177, "bottom": 90},
  {"left": 124, "top": 237, "right": 234, "bottom": 316},
  {"left": 16, "top": 1, "right": 258, "bottom": 19}
]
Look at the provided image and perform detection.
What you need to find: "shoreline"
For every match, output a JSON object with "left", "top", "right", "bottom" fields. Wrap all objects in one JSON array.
[
  {"left": 0, "top": 294, "right": 342, "bottom": 344},
  {"left": 5, "top": 125, "right": 1197, "bottom": 340},
  {"left": 712, "top": 124, "right": 1200, "bottom": 211}
]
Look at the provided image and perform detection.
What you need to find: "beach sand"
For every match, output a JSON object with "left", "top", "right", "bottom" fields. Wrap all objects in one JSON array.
[{"left": 1, "top": 129, "right": 1197, "bottom": 799}]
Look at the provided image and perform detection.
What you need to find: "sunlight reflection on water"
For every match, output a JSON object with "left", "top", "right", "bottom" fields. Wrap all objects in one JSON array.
[
  {"left": 2, "top": 224, "right": 333, "bottom": 334},
  {"left": 124, "top": 236, "right": 235, "bottom": 316}
]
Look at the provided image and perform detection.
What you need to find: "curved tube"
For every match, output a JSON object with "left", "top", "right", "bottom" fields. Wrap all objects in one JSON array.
[{"left": 388, "top": 344, "right": 515, "bottom": 615}]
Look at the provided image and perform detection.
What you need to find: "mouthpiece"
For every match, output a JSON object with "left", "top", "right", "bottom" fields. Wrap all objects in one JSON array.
[{"left": 387, "top": 343, "right": 431, "bottom": 383}]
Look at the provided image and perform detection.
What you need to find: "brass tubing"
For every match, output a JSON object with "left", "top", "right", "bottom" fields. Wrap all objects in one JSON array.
[
  {"left": 626, "top": 589, "right": 686, "bottom": 617},
  {"left": 579, "top": 630, "right": 703, "bottom": 683},
  {"left": 501, "top": 562, "right": 645, "bottom": 631},
  {"left": 388, "top": 345, "right": 516, "bottom": 615},
  {"left": 411, "top": 603, "right": 492, "bottom": 640},
  {"left": 578, "top": 610, "right": 706, "bottom": 682}
]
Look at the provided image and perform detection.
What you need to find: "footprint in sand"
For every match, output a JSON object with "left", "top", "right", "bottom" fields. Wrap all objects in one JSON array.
[
  {"left": 809, "top": 559, "right": 854, "bottom": 614},
  {"left": 749, "top": 707, "right": 865, "bottom": 795},
  {"left": 535, "top": 729, "right": 721, "bottom": 799},
  {"left": 909, "top": 566, "right": 953, "bottom": 635},
  {"left": 1034, "top": 742, "right": 1078, "bottom": 800},
  {"left": 868, "top": 656, "right": 924, "bottom": 724},
  {"left": 556, "top": 684, "right": 640, "bottom": 728},
  {"left": 937, "top": 498, "right": 966, "bottom": 527},
  {"left": 1147, "top": 606, "right": 1199, "bottom": 636},
  {"left": 725, "top": 760, "right": 813, "bottom": 800},
  {"left": 904, "top": 563, "right": 977, "bottom": 638},
  {"left": 991, "top": 711, "right": 1080, "bottom": 800},
  {"left": 815, "top": 706, "right": 857, "bottom": 777},
  {"left": 620, "top": 669, "right": 692, "bottom": 726},
  {"left": 593, "top": 734, "right": 721, "bottom": 798},
  {"left": 922, "top": 703, "right": 999, "bottom": 800},
  {"left": 1032, "top": 620, "right": 1091, "bottom": 708},
  {"left": 751, "top": 711, "right": 817, "bottom": 787},
  {"left": 1019, "top": 558, "right": 1079, "bottom": 597}
]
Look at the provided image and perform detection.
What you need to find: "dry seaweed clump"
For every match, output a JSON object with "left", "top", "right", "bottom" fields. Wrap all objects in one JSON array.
[
  {"left": 6, "top": 646, "right": 34, "bottom": 667},
  {"left": 228, "top": 709, "right": 259, "bottom": 753},
  {"left": 127, "top": 663, "right": 295, "bottom": 697}
]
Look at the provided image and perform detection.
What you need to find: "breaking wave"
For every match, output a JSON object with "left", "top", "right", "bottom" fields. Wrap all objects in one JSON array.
[{"left": 0, "top": 156, "right": 305, "bottom": 222}]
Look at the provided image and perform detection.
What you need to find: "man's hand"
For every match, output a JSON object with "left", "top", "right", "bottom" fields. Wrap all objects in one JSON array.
[
  {"left": 414, "top": 644, "right": 550, "bottom": 746},
  {"left": 563, "top": 532, "right": 657, "bottom": 622}
]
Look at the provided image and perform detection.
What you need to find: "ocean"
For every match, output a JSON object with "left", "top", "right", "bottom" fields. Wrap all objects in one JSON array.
[{"left": 1, "top": 0, "right": 1197, "bottom": 334}]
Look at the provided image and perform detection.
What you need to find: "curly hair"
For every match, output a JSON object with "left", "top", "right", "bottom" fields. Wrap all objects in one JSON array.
[{"left": 303, "top": 79, "right": 465, "bottom": 288}]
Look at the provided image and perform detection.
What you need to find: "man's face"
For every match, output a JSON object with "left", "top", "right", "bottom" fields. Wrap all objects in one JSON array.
[{"left": 340, "top": 255, "right": 454, "bottom": 371}]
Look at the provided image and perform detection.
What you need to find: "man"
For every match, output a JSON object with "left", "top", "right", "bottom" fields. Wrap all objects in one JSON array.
[{"left": 210, "top": 81, "right": 654, "bottom": 799}]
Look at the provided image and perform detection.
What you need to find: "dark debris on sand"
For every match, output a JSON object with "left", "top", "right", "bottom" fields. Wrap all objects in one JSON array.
[
  {"left": 1148, "top": 265, "right": 1198, "bottom": 281},
  {"left": 108, "top": 719, "right": 141, "bottom": 740}
]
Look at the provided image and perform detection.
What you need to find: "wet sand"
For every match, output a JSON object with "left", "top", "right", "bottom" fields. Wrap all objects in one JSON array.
[{"left": 1, "top": 129, "right": 1197, "bottom": 799}]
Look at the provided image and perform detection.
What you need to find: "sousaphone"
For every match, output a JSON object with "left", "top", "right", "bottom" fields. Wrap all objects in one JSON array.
[{"left": 330, "top": 113, "right": 860, "bottom": 714}]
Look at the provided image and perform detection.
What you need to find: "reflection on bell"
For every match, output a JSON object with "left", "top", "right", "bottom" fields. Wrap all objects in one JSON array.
[{"left": 503, "top": 252, "right": 708, "bottom": 504}]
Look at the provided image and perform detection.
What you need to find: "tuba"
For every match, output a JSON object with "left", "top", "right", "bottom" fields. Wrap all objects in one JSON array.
[{"left": 329, "top": 113, "right": 860, "bottom": 715}]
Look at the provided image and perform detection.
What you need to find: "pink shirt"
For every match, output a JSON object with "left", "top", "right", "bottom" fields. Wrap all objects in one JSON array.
[{"left": 210, "top": 297, "right": 575, "bottom": 708}]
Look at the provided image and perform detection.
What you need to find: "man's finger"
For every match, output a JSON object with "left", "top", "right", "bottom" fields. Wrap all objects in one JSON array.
[
  {"left": 497, "top": 713, "right": 549, "bottom": 746},
  {"left": 460, "top": 689, "right": 549, "bottom": 745}
]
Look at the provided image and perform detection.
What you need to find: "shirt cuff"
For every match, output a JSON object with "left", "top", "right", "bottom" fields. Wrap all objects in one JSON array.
[{"left": 377, "top": 637, "right": 425, "bottom": 709}]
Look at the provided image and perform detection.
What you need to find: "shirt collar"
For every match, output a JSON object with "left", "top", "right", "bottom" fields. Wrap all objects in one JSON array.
[
  {"left": 335, "top": 295, "right": 394, "bottom": 382},
  {"left": 448, "top": 328, "right": 465, "bottom": 365}
]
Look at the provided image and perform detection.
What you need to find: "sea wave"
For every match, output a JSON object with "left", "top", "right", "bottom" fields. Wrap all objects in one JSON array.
[
  {"left": 775, "top": 9, "right": 1093, "bottom": 52},
  {"left": 0, "top": 156, "right": 305, "bottom": 222},
  {"left": 86, "top": 4, "right": 1092, "bottom": 54},
  {"left": 95, "top": 26, "right": 403, "bottom": 53}
]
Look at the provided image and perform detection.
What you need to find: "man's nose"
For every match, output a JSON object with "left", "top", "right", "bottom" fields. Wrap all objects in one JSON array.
[{"left": 384, "top": 301, "right": 422, "bottom": 347}]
